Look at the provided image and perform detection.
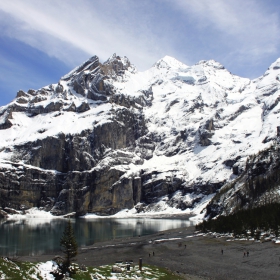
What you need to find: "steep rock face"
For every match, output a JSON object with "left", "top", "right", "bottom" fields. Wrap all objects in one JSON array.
[
  {"left": 1, "top": 55, "right": 280, "bottom": 216},
  {"left": 206, "top": 141, "right": 280, "bottom": 218},
  {"left": 0, "top": 55, "right": 150, "bottom": 215},
  {"left": 0, "top": 163, "right": 60, "bottom": 211},
  {"left": 0, "top": 162, "right": 143, "bottom": 216},
  {"left": 11, "top": 108, "right": 146, "bottom": 172}
]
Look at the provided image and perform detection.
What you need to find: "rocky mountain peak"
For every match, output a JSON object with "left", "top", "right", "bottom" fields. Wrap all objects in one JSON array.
[
  {"left": 268, "top": 58, "right": 280, "bottom": 71},
  {"left": 61, "top": 55, "right": 100, "bottom": 81},
  {"left": 196, "top": 59, "right": 225, "bottom": 70},
  {"left": 153, "top": 55, "right": 188, "bottom": 70},
  {"left": 102, "top": 53, "right": 136, "bottom": 76}
]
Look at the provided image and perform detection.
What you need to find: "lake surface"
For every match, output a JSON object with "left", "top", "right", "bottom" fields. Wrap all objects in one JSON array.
[{"left": 0, "top": 217, "right": 194, "bottom": 256}]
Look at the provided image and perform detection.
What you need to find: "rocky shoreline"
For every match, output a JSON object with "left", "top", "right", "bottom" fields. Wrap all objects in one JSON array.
[{"left": 18, "top": 225, "right": 280, "bottom": 279}]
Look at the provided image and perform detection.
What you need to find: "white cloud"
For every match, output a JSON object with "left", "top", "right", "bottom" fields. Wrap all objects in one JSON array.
[
  {"left": 172, "top": 0, "right": 280, "bottom": 61},
  {"left": 0, "top": 0, "right": 170, "bottom": 70},
  {"left": 0, "top": 0, "right": 279, "bottom": 77}
]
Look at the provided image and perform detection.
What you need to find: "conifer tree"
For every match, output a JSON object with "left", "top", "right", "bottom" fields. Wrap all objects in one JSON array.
[{"left": 60, "top": 219, "right": 78, "bottom": 269}]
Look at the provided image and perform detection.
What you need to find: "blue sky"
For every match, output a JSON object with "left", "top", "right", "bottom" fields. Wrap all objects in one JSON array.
[{"left": 0, "top": 0, "right": 280, "bottom": 106}]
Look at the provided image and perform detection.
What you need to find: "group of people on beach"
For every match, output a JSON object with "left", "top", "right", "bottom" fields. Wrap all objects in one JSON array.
[{"left": 221, "top": 249, "right": 249, "bottom": 257}]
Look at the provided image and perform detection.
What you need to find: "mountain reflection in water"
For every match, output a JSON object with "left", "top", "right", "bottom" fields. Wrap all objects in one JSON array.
[{"left": 0, "top": 217, "right": 194, "bottom": 256}]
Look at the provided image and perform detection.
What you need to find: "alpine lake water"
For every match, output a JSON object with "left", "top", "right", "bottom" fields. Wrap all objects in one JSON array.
[{"left": 0, "top": 216, "right": 195, "bottom": 256}]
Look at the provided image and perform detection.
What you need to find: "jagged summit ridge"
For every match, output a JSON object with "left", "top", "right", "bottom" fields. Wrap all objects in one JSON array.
[
  {"left": 0, "top": 54, "right": 280, "bottom": 217},
  {"left": 0, "top": 54, "right": 140, "bottom": 133},
  {"left": 61, "top": 55, "right": 100, "bottom": 80},
  {"left": 196, "top": 59, "right": 225, "bottom": 69}
]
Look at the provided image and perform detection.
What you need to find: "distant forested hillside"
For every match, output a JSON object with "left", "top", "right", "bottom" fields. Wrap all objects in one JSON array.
[{"left": 197, "top": 203, "right": 280, "bottom": 238}]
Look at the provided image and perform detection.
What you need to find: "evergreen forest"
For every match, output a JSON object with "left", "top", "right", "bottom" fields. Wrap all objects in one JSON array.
[{"left": 196, "top": 203, "right": 280, "bottom": 238}]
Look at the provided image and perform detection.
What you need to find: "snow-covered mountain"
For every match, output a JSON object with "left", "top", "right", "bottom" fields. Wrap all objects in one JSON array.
[{"left": 1, "top": 53, "right": 280, "bottom": 217}]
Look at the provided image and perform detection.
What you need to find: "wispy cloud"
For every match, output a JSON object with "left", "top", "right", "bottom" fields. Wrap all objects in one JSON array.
[
  {"left": 171, "top": 0, "right": 280, "bottom": 63},
  {"left": 0, "top": 0, "right": 279, "bottom": 77},
  {"left": 0, "top": 0, "right": 172, "bottom": 70}
]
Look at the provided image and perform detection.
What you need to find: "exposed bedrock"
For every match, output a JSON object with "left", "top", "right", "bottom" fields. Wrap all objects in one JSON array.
[
  {"left": 11, "top": 107, "right": 147, "bottom": 172},
  {"left": 0, "top": 164, "right": 142, "bottom": 216},
  {"left": 1, "top": 162, "right": 196, "bottom": 216},
  {"left": 0, "top": 100, "right": 151, "bottom": 215}
]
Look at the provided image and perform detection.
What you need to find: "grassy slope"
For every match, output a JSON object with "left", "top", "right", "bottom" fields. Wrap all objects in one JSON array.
[{"left": 0, "top": 257, "right": 184, "bottom": 280}]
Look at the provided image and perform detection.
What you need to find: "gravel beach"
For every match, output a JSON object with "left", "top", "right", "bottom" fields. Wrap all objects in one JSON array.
[{"left": 20, "top": 225, "right": 280, "bottom": 279}]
